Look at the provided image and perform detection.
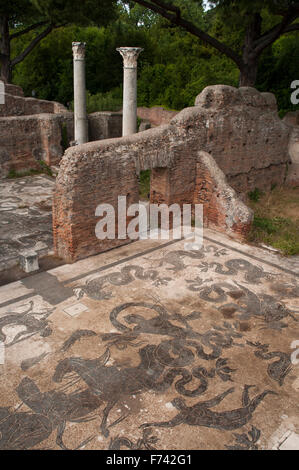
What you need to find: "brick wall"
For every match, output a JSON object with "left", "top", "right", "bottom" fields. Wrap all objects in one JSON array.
[
  {"left": 194, "top": 151, "right": 253, "bottom": 238},
  {"left": 171, "top": 86, "right": 290, "bottom": 194},
  {"left": 0, "top": 114, "right": 64, "bottom": 177},
  {"left": 53, "top": 137, "right": 140, "bottom": 262},
  {"left": 137, "top": 106, "right": 178, "bottom": 127},
  {"left": 88, "top": 112, "right": 122, "bottom": 141},
  {"left": 0, "top": 84, "right": 123, "bottom": 177},
  {"left": 4, "top": 84, "right": 24, "bottom": 97},
  {"left": 0, "top": 91, "right": 66, "bottom": 117}
]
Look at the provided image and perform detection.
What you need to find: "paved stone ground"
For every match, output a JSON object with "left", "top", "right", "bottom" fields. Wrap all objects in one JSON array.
[
  {"left": 0, "top": 175, "right": 54, "bottom": 272},
  {"left": 0, "top": 230, "right": 298, "bottom": 450}
]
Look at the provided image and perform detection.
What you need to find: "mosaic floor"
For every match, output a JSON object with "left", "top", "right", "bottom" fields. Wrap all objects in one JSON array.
[
  {"left": 0, "top": 175, "right": 54, "bottom": 271},
  {"left": 0, "top": 231, "right": 298, "bottom": 450}
]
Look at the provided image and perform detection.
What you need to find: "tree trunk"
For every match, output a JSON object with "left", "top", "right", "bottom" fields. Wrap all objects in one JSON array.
[
  {"left": 238, "top": 13, "right": 261, "bottom": 88},
  {"left": 0, "top": 54, "right": 12, "bottom": 83},
  {"left": 239, "top": 60, "right": 258, "bottom": 87},
  {"left": 0, "top": 16, "right": 12, "bottom": 83}
]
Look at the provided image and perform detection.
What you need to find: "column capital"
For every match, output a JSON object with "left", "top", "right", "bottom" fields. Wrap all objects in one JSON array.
[
  {"left": 72, "top": 42, "right": 86, "bottom": 60},
  {"left": 117, "top": 47, "right": 143, "bottom": 69}
]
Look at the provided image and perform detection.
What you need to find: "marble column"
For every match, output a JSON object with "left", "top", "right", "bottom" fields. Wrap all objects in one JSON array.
[
  {"left": 117, "top": 47, "right": 143, "bottom": 136},
  {"left": 72, "top": 42, "right": 88, "bottom": 145}
]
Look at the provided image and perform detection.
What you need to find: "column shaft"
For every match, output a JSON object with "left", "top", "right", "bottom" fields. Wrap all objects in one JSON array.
[
  {"left": 117, "top": 47, "right": 143, "bottom": 137},
  {"left": 72, "top": 42, "right": 88, "bottom": 145},
  {"left": 123, "top": 66, "right": 138, "bottom": 136}
]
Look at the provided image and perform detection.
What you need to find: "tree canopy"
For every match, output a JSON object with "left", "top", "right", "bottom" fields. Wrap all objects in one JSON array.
[
  {"left": 0, "top": 0, "right": 117, "bottom": 82},
  {"left": 130, "top": 0, "right": 299, "bottom": 85},
  {"left": 2, "top": 0, "right": 299, "bottom": 117}
]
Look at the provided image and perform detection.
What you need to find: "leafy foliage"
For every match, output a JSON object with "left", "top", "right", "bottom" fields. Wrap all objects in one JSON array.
[
  {"left": 0, "top": 0, "right": 117, "bottom": 82},
  {"left": 8, "top": 1, "right": 299, "bottom": 114},
  {"left": 84, "top": 89, "right": 123, "bottom": 114},
  {"left": 32, "top": 0, "right": 118, "bottom": 27},
  {"left": 256, "top": 34, "right": 299, "bottom": 115}
]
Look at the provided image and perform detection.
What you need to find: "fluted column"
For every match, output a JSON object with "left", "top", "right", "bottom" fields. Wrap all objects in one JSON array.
[
  {"left": 72, "top": 42, "right": 88, "bottom": 145},
  {"left": 117, "top": 47, "right": 143, "bottom": 136}
]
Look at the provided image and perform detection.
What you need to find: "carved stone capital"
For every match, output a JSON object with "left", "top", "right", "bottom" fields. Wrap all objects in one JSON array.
[
  {"left": 72, "top": 42, "right": 86, "bottom": 60},
  {"left": 116, "top": 47, "right": 143, "bottom": 68}
]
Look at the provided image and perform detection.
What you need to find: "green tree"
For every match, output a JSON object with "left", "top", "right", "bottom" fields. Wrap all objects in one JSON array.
[
  {"left": 12, "top": 20, "right": 154, "bottom": 103},
  {"left": 256, "top": 33, "right": 299, "bottom": 114},
  {"left": 130, "top": 0, "right": 299, "bottom": 86},
  {"left": 9, "top": 0, "right": 299, "bottom": 114},
  {"left": 0, "top": 0, "right": 117, "bottom": 83}
]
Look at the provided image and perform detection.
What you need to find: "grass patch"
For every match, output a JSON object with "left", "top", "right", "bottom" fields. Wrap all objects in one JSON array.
[
  {"left": 247, "top": 185, "right": 299, "bottom": 255},
  {"left": 139, "top": 170, "right": 151, "bottom": 200},
  {"left": 7, "top": 161, "right": 53, "bottom": 179},
  {"left": 248, "top": 188, "right": 264, "bottom": 202}
]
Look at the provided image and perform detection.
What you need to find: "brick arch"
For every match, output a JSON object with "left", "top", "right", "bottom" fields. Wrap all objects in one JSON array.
[{"left": 53, "top": 136, "right": 252, "bottom": 262}]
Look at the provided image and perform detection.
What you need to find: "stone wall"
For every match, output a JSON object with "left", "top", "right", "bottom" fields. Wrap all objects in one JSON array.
[
  {"left": 283, "top": 110, "right": 299, "bottom": 127},
  {"left": 0, "top": 114, "right": 66, "bottom": 178},
  {"left": 4, "top": 84, "right": 24, "bottom": 97},
  {"left": 88, "top": 112, "right": 122, "bottom": 141},
  {"left": 194, "top": 151, "right": 253, "bottom": 239},
  {"left": 283, "top": 110, "right": 299, "bottom": 185},
  {"left": 0, "top": 85, "right": 123, "bottom": 177},
  {"left": 0, "top": 84, "right": 70, "bottom": 176},
  {"left": 137, "top": 106, "right": 178, "bottom": 127},
  {"left": 53, "top": 134, "right": 140, "bottom": 262},
  {"left": 0, "top": 85, "right": 68, "bottom": 117},
  {"left": 176, "top": 86, "right": 291, "bottom": 194}
]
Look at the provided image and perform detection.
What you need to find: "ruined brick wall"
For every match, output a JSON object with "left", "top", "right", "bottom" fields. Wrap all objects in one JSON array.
[
  {"left": 283, "top": 110, "right": 299, "bottom": 127},
  {"left": 4, "top": 84, "right": 24, "bottom": 97},
  {"left": 53, "top": 85, "right": 289, "bottom": 263},
  {"left": 0, "top": 83, "right": 69, "bottom": 117},
  {"left": 0, "top": 91, "right": 64, "bottom": 116},
  {"left": 88, "top": 112, "right": 122, "bottom": 141},
  {"left": 0, "top": 83, "right": 124, "bottom": 177},
  {"left": 149, "top": 140, "right": 200, "bottom": 207},
  {"left": 0, "top": 114, "right": 64, "bottom": 177},
  {"left": 0, "top": 84, "right": 71, "bottom": 176},
  {"left": 137, "top": 106, "right": 178, "bottom": 127},
  {"left": 194, "top": 151, "right": 253, "bottom": 238},
  {"left": 172, "top": 86, "right": 291, "bottom": 194},
  {"left": 53, "top": 127, "right": 171, "bottom": 261},
  {"left": 0, "top": 108, "right": 122, "bottom": 178},
  {"left": 53, "top": 135, "right": 141, "bottom": 262}
]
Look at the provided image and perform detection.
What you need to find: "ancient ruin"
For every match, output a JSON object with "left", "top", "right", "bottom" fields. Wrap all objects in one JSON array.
[
  {"left": 53, "top": 85, "right": 292, "bottom": 263},
  {"left": 0, "top": 83, "right": 122, "bottom": 179},
  {"left": 1, "top": 0, "right": 299, "bottom": 452},
  {"left": 0, "top": 58, "right": 298, "bottom": 456}
]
